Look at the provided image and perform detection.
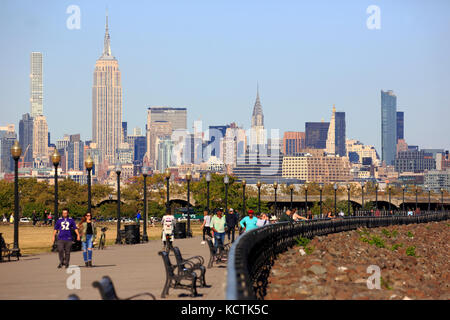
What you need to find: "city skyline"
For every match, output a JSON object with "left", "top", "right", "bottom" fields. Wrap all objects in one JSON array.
[{"left": 1, "top": 1, "right": 450, "bottom": 153}]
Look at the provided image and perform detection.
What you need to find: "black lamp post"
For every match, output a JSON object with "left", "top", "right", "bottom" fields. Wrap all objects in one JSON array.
[
  {"left": 388, "top": 184, "right": 392, "bottom": 212},
  {"left": 186, "top": 170, "right": 192, "bottom": 237},
  {"left": 242, "top": 180, "right": 246, "bottom": 216},
  {"left": 402, "top": 185, "right": 406, "bottom": 212},
  {"left": 273, "top": 181, "right": 278, "bottom": 217},
  {"left": 304, "top": 184, "right": 308, "bottom": 214},
  {"left": 289, "top": 184, "right": 294, "bottom": 210},
  {"left": 333, "top": 183, "right": 338, "bottom": 216},
  {"left": 375, "top": 183, "right": 378, "bottom": 210},
  {"left": 10, "top": 141, "right": 21, "bottom": 257},
  {"left": 51, "top": 149, "right": 61, "bottom": 222},
  {"left": 115, "top": 161, "right": 122, "bottom": 244},
  {"left": 415, "top": 185, "right": 418, "bottom": 210},
  {"left": 85, "top": 154, "right": 93, "bottom": 213},
  {"left": 165, "top": 168, "right": 171, "bottom": 214},
  {"left": 224, "top": 175, "right": 229, "bottom": 212},
  {"left": 206, "top": 172, "right": 211, "bottom": 214},
  {"left": 347, "top": 184, "right": 351, "bottom": 216},
  {"left": 361, "top": 182, "right": 365, "bottom": 211},
  {"left": 257, "top": 180, "right": 261, "bottom": 215},
  {"left": 319, "top": 183, "right": 323, "bottom": 217},
  {"left": 426, "top": 186, "right": 431, "bottom": 211},
  {"left": 441, "top": 188, "right": 444, "bottom": 212},
  {"left": 142, "top": 166, "right": 149, "bottom": 242}
]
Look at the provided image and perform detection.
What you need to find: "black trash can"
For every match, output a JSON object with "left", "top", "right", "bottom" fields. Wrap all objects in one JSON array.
[
  {"left": 124, "top": 224, "right": 140, "bottom": 244},
  {"left": 174, "top": 222, "right": 186, "bottom": 239},
  {"left": 70, "top": 229, "right": 81, "bottom": 251}
]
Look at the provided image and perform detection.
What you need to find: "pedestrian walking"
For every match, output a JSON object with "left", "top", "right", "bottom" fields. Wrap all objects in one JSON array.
[
  {"left": 256, "top": 213, "right": 270, "bottom": 227},
  {"left": 78, "top": 212, "right": 97, "bottom": 267},
  {"left": 210, "top": 208, "right": 226, "bottom": 253},
  {"left": 239, "top": 210, "right": 258, "bottom": 232},
  {"left": 52, "top": 208, "right": 80, "bottom": 269},
  {"left": 32, "top": 210, "right": 38, "bottom": 226},
  {"left": 225, "top": 208, "right": 238, "bottom": 242},
  {"left": 136, "top": 210, "right": 142, "bottom": 223},
  {"left": 201, "top": 210, "right": 212, "bottom": 244}
]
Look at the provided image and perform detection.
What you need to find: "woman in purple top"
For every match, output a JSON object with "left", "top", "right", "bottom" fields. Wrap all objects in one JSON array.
[{"left": 52, "top": 208, "right": 80, "bottom": 268}]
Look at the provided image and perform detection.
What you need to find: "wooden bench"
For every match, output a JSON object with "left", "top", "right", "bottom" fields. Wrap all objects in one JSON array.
[
  {"left": 92, "top": 276, "right": 156, "bottom": 300},
  {"left": 206, "top": 238, "right": 230, "bottom": 268},
  {"left": 171, "top": 246, "right": 207, "bottom": 287},
  {"left": 159, "top": 251, "right": 198, "bottom": 298}
]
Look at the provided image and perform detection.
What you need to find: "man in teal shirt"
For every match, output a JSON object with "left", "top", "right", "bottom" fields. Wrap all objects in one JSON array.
[
  {"left": 211, "top": 208, "right": 227, "bottom": 251},
  {"left": 239, "top": 210, "right": 258, "bottom": 232}
]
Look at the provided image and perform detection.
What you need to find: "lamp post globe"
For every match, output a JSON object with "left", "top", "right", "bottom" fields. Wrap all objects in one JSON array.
[
  {"left": 85, "top": 154, "right": 94, "bottom": 213},
  {"left": 10, "top": 141, "right": 21, "bottom": 257},
  {"left": 289, "top": 184, "right": 294, "bottom": 210},
  {"left": 273, "top": 182, "right": 278, "bottom": 217},
  {"left": 333, "top": 183, "right": 338, "bottom": 215}
]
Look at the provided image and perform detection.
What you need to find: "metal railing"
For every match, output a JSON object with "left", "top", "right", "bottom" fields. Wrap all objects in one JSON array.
[{"left": 226, "top": 210, "right": 450, "bottom": 300}]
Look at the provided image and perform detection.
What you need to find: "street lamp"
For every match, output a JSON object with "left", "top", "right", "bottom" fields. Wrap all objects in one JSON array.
[
  {"left": 289, "top": 184, "right": 294, "bottom": 210},
  {"left": 186, "top": 170, "right": 192, "bottom": 237},
  {"left": 115, "top": 160, "right": 122, "bottom": 244},
  {"left": 142, "top": 166, "right": 149, "bottom": 242},
  {"left": 441, "top": 188, "right": 444, "bottom": 212},
  {"left": 361, "top": 182, "right": 365, "bottom": 211},
  {"left": 304, "top": 184, "right": 308, "bottom": 214},
  {"left": 165, "top": 168, "right": 171, "bottom": 214},
  {"left": 257, "top": 180, "right": 262, "bottom": 215},
  {"left": 224, "top": 174, "right": 230, "bottom": 212},
  {"left": 426, "top": 185, "right": 431, "bottom": 211},
  {"left": 85, "top": 154, "right": 94, "bottom": 213},
  {"left": 51, "top": 149, "right": 61, "bottom": 223},
  {"left": 388, "top": 184, "right": 392, "bottom": 212},
  {"left": 347, "top": 184, "right": 351, "bottom": 216},
  {"left": 273, "top": 181, "right": 278, "bottom": 217},
  {"left": 333, "top": 183, "right": 338, "bottom": 216},
  {"left": 206, "top": 172, "right": 211, "bottom": 214},
  {"left": 402, "top": 185, "right": 406, "bottom": 212},
  {"left": 415, "top": 185, "right": 418, "bottom": 210},
  {"left": 375, "top": 183, "right": 379, "bottom": 211},
  {"left": 10, "top": 141, "right": 21, "bottom": 257},
  {"left": 319, "top": 183, "right": 323, "bottom": 217},
  {"left": 242, "top": 180, "right": 246, "bottom": 218}
]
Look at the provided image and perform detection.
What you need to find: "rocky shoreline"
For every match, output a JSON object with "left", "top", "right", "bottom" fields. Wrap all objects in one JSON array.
[{"left": 265, "top": 220, "right": 450, "bottom": 300}]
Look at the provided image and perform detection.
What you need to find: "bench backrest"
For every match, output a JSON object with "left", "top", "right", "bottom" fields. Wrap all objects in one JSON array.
[
  {"left": 92, "top": 276, "right": 119, "bottom": 300},
  {"left": 159, "top": 251, "right": 176, "bottom": 277},
  {"left": 0, "top": 234, "right": 6, "bottom": 249},
  {"left": 172, "top": 247, "right": 184, "bottom": 266}
]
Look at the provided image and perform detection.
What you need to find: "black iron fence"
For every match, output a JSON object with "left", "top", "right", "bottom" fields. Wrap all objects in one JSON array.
[{"left": 226, "top": 210, "right": 450, "bottom": 300}]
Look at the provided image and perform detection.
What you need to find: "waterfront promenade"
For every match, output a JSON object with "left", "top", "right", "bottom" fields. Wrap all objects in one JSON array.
[{"left": 0, "top": 236, "right": 226, "bottom": 300}]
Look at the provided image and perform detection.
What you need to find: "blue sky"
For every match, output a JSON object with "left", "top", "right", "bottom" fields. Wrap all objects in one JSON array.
[{"left": 0, "top": 0, "right": 449, "bottom": 152}]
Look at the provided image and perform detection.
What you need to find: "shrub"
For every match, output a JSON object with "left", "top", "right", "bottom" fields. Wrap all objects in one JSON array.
[
  {"left": 406, "top": 246, "right": 416, "bottom": 257},
  {"left": 295, "top": 236, "right": 310, "bottom": 247}
]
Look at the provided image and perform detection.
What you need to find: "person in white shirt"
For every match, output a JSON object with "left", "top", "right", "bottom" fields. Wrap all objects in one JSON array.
[
  {"left": 201, "top": 210, "right": 212, "bottom": 244},
  {"left": 256, "top": 213, "right": 270, "bottom": 227},
  {"left": 161, "top": 212, "right": 176, "bottom": 247}
]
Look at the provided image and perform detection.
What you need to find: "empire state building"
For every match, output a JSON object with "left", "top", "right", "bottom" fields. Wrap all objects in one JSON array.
[{"left": 92, "top": 13, "right": 123, "bottom": 164}]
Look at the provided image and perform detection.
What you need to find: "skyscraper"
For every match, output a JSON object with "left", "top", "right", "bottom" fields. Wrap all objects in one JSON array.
[
  {"left": 381, "top": 90, "right": 397, "bottom": 165},
  {"left": 396, "top": 111, "right": 404, "bottom": 142},
  {"left": 305, "top": 122, "right": 329, "bottom": 149},
  {"left": 19, "top": 113, "right": 34, "bottom": 165},
  {"left": 0, "top": 127, "right": 16, "bottom": 173},
  {"left": 283, "top": 131, "right": 306, "bottom": 156},
  {"left": 335, "top": 111, "right": 346, "bottom": 157},
  {"left": 30, "top": 52, "right": 43, "bottom": 117},
  {"left": 32, "top": 115, "right": 49, "bottom": 165},
  {"left": 92, "top": 13, "right": 123, "bottom": 164},
  {"left": 250, "top": 85, "right": 265, "bottom": 148}
]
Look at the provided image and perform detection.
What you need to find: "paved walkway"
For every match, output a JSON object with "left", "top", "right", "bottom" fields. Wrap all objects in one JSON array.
[{"left": 0, "top": 236, "right": 227, "bottom": 300}]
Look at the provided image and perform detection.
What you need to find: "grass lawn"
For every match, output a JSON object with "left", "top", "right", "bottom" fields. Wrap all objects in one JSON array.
[{"left": 0, "top": 221, "right": 204, "bottom": 255}]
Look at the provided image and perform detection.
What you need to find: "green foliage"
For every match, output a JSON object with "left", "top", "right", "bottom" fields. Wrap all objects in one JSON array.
[
  {"left": 390, "top": 243, "right": 403, "bottom": 251},
  {"left": 406, "top": 231, "right": 414, "bottom": 238},
  {"left": 381, "top": 229, "right": 398, "bottom": 238},
  {"left": 295, "top": 236, "right": 311, "bottom": 247},
  {"left": 380, "top": 277, "right": 393, "bottom": 290},
  {"left": 359, "top": 234, "right": 385, "bottom": 248},
  {"left": 406, "top": 246, "right": 416, "bottom": 257},
  {"left": 304, "top": 245, "right": 315, "bottom": 255}
]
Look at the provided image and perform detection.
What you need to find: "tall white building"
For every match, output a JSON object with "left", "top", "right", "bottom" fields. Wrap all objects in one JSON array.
[
  {"left": 249, "top": 86, "right": 266, "bottom": 149},
  {"left": 326, "top": 105, "right": 336, "bottom": 155},
  {"left": 32, "top": 115, "right": 49, "bottom": 165},
  {"left": 30, "top": 52, "right": 43, "bottom": 118},
  {"left": 92, "top": 13, "right": 123, "bottom": 164}
]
